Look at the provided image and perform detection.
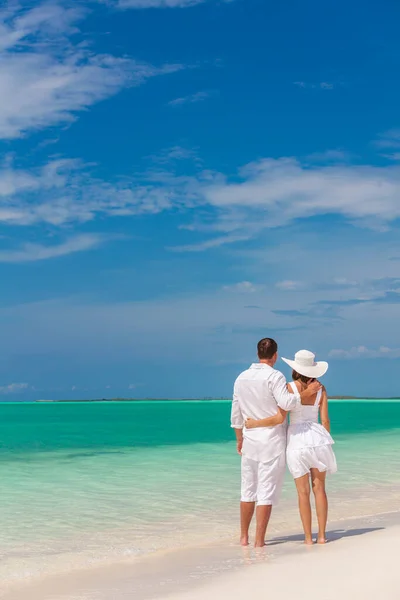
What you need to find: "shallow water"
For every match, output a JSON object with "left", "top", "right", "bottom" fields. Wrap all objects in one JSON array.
[{"left": 0, "top": 400, "right": 399, "bottom": 587}]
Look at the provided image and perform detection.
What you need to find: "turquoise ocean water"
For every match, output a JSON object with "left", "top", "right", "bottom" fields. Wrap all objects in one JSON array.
[{"left": 0, "top": 400, "right": 399, "bottom": 588}]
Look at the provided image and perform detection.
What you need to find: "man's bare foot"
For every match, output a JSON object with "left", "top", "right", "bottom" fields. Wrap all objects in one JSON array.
[
  {"left": 240, "top": 536, "right": 249, "bottom": 546},
  {"left": 254, "top": 541, "right": 266, "bottom": 548},
  {"left": 317, "top": 537, "right": 327, "bottom": 544},
  {"left": 304, "top": 538, "right": 314, "bottom": 546}
]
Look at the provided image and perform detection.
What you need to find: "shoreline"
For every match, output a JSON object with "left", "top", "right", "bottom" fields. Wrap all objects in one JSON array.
[
  {"left": 2, "top": 509, "right": 399, "bottom": 600},
  {"left": 32, "top": 396, "right": 400, "bottom": 403},
  {"left": 161, "top": 513, "right": 400, "bottom": 600},
  {"left": 1, "top": 397, "right": 400, "bottom": 404}
]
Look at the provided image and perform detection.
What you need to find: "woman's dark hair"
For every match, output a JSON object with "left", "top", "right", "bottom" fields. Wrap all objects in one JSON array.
[
  {"left": 257, "top": 338, "right": 278, "bottom": 359},
  {"left": 292, "top": 370, "right": 315, "bottom": 385}
]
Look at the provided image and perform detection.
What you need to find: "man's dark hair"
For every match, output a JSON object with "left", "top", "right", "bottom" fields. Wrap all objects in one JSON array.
[{"left": 257, "top": 338, "right": 278, "bottom": 360}]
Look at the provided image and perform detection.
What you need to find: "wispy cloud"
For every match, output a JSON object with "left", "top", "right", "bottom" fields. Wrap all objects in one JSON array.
[
  {"left": 0, "top": 158, "right": 191, "bottom": 227},
  {"left": 222, "top": 281, "right": 258, "bottom": 293},
  {"left": 180, "top": 158, "right": 400, "bottom": 248},
  {"left": 381, "top": 153, "right": 400, "bottom": 162},
  {"left": 149, "top": 145, "right": 201, "bottom": 164},
  {"left": 308, "top": 278, "right": 360, "bottom": 291},
  {"left": 320, "top": 82, "right": 334, "bottom": 90},
  {"left": 4, "top": 154, "right": 400, "bottom": 252},
  {"left": 116, "top": 0, "right": 205, "bottom": 8},
  {"left": 169, "top": 234, "right": 250, "bottom": 252},
  {"left": 306, "top": 150, "right": 351, "bottom": 163},
  {"left": 0, "top": 263, "right": 397, "bottom": 378},
  {"left": 318, "top": 290, "right": 400, "bottom": 308},
  {"left": 330, "top": 278, "right": 359, "bottom": 288},
  {"left": 268, "top": 275, "right": 400, "bottom": 329},
  {"left": 275, "top": 280, "right": 302, "bottom": 291},
  {"left": 273, "top": 306, "right": 342, "bottom": 321},
  {"left": 374, "top": 129, "right": 400, "bottom": 149},
  {"left": 0, "top": 3, "right": 183, "bottom": 139},
  {"left": 294, "top": 81, "right": 335, "bottom": 90},
  {"left": 0, "top": 234, "right": 108, "bottom": 263},
  {"left": 168, "top": 91, "right": 214, "bottom": 106},
  {"left": 329, "top": 346, "right": 400, "bottom": 359},
  {"left": 108, "top": 0, "right": 234, "bottom": 8},
  {"left": 0, "top": 383, "right": 29, "bottom": 394}
]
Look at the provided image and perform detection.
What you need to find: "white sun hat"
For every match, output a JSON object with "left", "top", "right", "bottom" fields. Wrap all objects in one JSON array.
[{"left": 281, "top": 350, "right": 328, "bottom": 379}]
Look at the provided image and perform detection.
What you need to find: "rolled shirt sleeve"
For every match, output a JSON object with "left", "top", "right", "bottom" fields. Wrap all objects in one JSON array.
[
  {"left": 270, "top": 372, "right": 300, "bottom": 411},
  {"left": 231, "top": 382, "right": 244, "bottom": 429}
]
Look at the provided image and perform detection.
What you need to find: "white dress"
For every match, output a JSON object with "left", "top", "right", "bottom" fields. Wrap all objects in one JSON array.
[{"left": 286, "top": 382, "right": 337, "bottom": 480}]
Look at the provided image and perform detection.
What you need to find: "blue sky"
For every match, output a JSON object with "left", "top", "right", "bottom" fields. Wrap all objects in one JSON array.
[{"left": 1, "top": 0, "right": 400, "bottom": 400}]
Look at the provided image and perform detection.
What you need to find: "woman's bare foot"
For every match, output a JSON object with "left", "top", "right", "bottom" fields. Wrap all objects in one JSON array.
[
  {"left": 317, "top": 536, "right": 327, "bottom": 544},
  {"left": 240, "top": 536, "right": 249, "bottom": 546}
]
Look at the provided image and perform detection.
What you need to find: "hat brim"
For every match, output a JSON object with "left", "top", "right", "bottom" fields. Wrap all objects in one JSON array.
[{"left": 281, "top": 357, "right": 328, "bottom": 379}]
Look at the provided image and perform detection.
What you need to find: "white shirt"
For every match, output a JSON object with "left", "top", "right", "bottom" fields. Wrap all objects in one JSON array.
[{"left": 231, "top": 363, "right": 300, "bottom": 463}]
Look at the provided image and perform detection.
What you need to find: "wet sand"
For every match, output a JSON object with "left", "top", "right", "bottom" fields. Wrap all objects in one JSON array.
[{"left": 2, "top": 510, "right": 398, "bottom": 600}]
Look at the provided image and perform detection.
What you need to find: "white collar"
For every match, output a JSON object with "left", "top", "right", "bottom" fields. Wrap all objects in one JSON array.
[{"left": 250, "top": 363, "right": 273, "bottom": 369}]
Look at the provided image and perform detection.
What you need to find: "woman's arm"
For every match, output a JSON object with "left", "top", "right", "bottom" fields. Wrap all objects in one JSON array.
[
  {"left": 319, "top": 387, "right": 331, "bottom": 432},
  {"left": 245, "top": 407, "right": 287, "bottom": 428}
]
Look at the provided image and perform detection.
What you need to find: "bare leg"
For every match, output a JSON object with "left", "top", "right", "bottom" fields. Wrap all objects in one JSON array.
[
  {"left": 311, "top": 469, "right": 328, "bottom": 544},
  {"left": 254, "top": 504, "right": 272, "bottom": 547},
  {"left": 295, "top": 474, "right": 313, "bottom": 545},
  {"left": 240, "top": 501, "right": 255, "bottom": 546}
]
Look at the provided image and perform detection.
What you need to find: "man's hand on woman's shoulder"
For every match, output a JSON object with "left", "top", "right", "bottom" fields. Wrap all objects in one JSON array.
[
  {"left": 307, "top": 380, "right": 321, "bottom": 393},
  {"left": 299, "top": 379, "right": 322, "bottom": 405}
]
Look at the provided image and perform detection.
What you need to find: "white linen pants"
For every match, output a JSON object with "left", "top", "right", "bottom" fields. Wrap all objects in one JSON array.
[{"left": 240, "top": 452, "right": 286, "bottom": 506}]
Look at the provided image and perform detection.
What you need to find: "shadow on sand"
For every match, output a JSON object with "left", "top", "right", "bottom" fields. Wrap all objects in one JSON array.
[{"left": 268, "top": 526, "right": 385, "bottom": 546}]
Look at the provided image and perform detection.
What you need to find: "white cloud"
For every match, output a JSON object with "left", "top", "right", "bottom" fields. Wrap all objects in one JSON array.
[
  {"left": 276, "top": 280, "right": 302, "bottom": 291},
  {"left": 169, "top": 234, "right": 250, "bottom": 252},
  {"left": 329, "top": 346, "right": 400, "bottom": 359},
  {"left": 0, "top": 3, "right": 182, "bottom": 139},
  {"left": 0, "top": 159, "right": 192, "bottom": 226},
  {"left": 332, "top": 278, "right": 359, "bottom": 287},
  {"left": 306, "top": 150, "right": 351, "bottom": 163},
  {"left": 149, "top": 145, "right": 200, "bottom": 164},
  {"left": 118, "top": 0, "right": 204, "bottom": 7},
  {"left": 0, "top": 260, "right": 398, "bottom": 370},
  {"left": 222, "top": 281, "right": 258, "bottom": 293},
  {"left": 0, "top": 383, "right": 29, "bottom": 394},
  {"left": 193, "top": 158, "right": 400, "bottom": 243},
  {"left": 168, "top": 91, "right": 213, "bottom": 106},
  {"left": 4, "top": 155, "right": 400, "bottom": 253},
  {"left": 0, "top": 234, "right": 107, "bottom": 263},
  {"left": 374, "top": 129, "right": 400, "bottom": 149},
  {"left": 381, "top": 153, "right": 400, "bottom": 161},
  {"left": 294, "top": 81, "right": 335, "bottom": 90}
]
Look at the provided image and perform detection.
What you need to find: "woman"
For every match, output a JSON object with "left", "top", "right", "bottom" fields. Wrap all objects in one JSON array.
[{"left": 245, "top": 350, "right": 337, "bottom": 545}]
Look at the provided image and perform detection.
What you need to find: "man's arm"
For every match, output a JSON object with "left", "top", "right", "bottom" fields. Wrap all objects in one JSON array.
[
  {"left": 299, "top": 380, "right": 322, "bottom": 405},
  {"left": 231, "top": 382, "right": 244, "bottom": 455},
  {"left": 270, "top": 372, "right": 300, "bottom": 411},
  {"left": 234, "top": 428, "right": 243, "bottom": 455},
  {"left": 270, "top": 373, "right": 322, "bottom": 410}
]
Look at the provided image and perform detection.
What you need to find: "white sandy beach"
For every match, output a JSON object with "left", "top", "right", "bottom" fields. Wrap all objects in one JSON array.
[
  {"left": 2, "top": 510, "right": 399, "bottom": 600},
  {"left": 162, "top": 523, "right": 400, "bottom": 600}
]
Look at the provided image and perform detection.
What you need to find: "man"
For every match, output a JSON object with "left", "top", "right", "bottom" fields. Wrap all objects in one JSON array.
[{"left": 231, "top": 337, "right": 320, "bottom": 547}]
